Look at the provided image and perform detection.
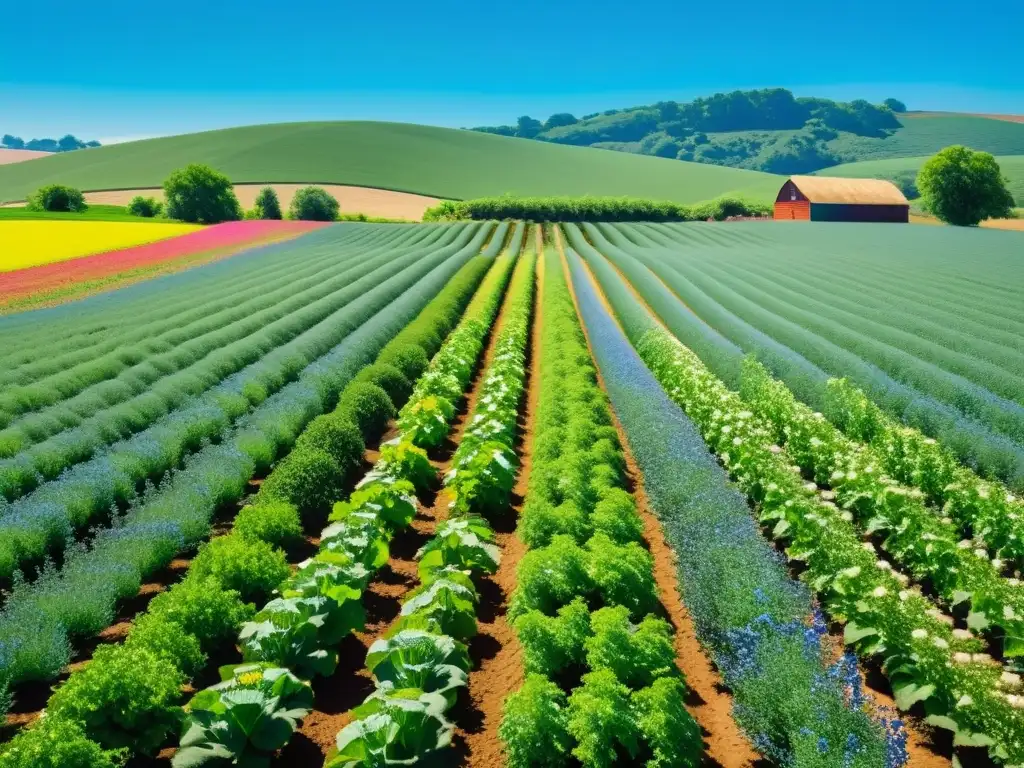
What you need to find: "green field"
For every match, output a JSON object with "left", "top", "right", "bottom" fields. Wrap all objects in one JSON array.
[
  {"left": 816, "top": 153, "right": 1024, "bottom": 204},
  {"left": 0, "top": 203, "right": 176, "bottom": 223},
  {"left": 0, "top": 121, "right": 783, "bottom": 205}
]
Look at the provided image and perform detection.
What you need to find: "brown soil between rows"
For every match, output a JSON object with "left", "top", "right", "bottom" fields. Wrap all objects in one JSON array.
[
  {"left": 281, "top": 243, "right": 529, "bottom": 765},
  {"left": 564, "top": 226, "right": 954, "bottom": 767},
  {"left": 554, "top": 228, "right": 758, "bottom": 767}
]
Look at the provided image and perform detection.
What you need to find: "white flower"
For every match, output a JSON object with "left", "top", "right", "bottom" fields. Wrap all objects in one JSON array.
[
  {"left": 953, "top": 652, "right": 972, "bottom": 663},
  {"left": 992, "top": 559, "right": 1004, "bottom": 570},
  {"left": 875, "top": 560, "right": 893, "bottom": 572},
  {"left": 911, "top": 629, "right": 928, "bottom": 639},
  {"left": 972, "top": 653, "right": 993, "bottom": 663},
  {"left": 872, "top": 586, "right": 887, "bottom": 597},
  {"left": 957, "top": 540, "right": 973, "bottom": 549},
  {"left": 841, "top": 566, "right": 861, "bottom": 579},
  {"left": 956, "top": 695, "right": 974, "bottom": 707},
  {"left": 732, "top": 437, "right": 743, "bottom": 446},
  {"left": 974, "top": 548, "right": 988, "bottom": 559},
  {"left": 769, "top": 445, "right": 783, "bottom": 454},
  {"left": 898, "top": 590, "right": 910, "bottom": 601},
  {"left": 933, "top": 637, "right": 949, "bottom": 650},
  {"left": 1003, "top": 604, "right": 1018, "bottom": 621},
  {"left": 952, "top": 629, "right": 973, "bottom": 640},
  {"left": 840, "top": 511, "right": 853, "bottom": 522},
  {"left": 1000, "top": 672, "right": 1021, "bottom": 688}
]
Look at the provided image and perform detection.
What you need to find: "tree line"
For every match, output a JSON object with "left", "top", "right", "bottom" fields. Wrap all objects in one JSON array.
[{"left": 2, "top": 134, "right": 101, "bottom": 152}]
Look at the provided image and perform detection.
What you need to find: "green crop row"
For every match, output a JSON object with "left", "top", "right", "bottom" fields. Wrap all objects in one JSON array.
[
  {"left": 499, "top": 249, "right": 701, "bottom": 768},
  {"left": 0, "top": 241, "right": 499, "bottom": 764},
  {"left": 739, "top": 358, "right": 1024, "bottom": 656},
  {"left": 638, "top": 327, "right": 1024, "bottom": 764},
  {"left": 326, "top": 247, "right": 532, "bottom": 764},
  {"left": 824, "top": 376, "right": 1024, "bottom": 568}
]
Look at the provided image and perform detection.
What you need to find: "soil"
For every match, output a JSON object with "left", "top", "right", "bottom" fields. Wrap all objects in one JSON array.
[{"left": 1, "top": 185, "right": 443, "bottom": 221}]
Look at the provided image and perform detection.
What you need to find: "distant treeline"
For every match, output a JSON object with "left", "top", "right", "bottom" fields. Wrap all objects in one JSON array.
[
  {"left": 1, "top": 134, "right": 101, "bottom": 152},
  {"left": 470, "top": 89, "right": 908, "bottom": 175},
  {"left": 423, "top": 195, "right": 772, "bottom": 222}
]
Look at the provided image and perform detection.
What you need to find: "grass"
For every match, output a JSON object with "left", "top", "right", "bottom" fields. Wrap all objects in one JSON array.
[
  {"left": 0, "top": 204, "right": 181, "bottom": 223},
  {"left": 816, "top": 154, "right": 1024, "bottom": 205},
  {"left": 0, "top": 121, "right": 783, "bottom": 206},
  {"left": 827, "top": 115, "right": 1024, "bottom": 162}
]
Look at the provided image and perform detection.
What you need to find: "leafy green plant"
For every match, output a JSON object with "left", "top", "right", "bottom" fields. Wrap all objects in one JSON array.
[
  {"left": 163, "top": 163, "right": 242, "bottom": 224},
  {"left": 445, "top": 440, "right": 518, "bottom": 514},
  {"left": 417, "top": 516, "right": 500, "bottom": 582},
  {"left": 338, "top": 382, "right": 395, "bottom": 441},
  {"left": 374, "top": 440, "right": 435, "bottom": 492},
  {"left": 146, "top": 576, "right": 253, "bottom": 649},
  {"left": 514, "top": 598, "right": 590, "bottom": 678},
  {"left": 294, "top": 414, "right": 364, "bottom": 476},
  {"left": 500, "top": 674, "right": 572, "bottom": 768},
  {"left": 398, "top": 395, "right": 455, "bottom": 448},
  {"left": 47, "top": 644, "right": 184, "bottom": 754},
  {"left": 256, "top": 447, "right": 345, "bottom": 514},
  {"left": 319, "top": 517, "right": 390, "bottom": 571},
  {"left": 396, "top": 578, "right": 478, "bottom": 641},
  {"left": 917, "top": 145, "right": 1014, "bottom": 226},
  {"left": 330, "top": 479, "right": 417, "bottom": 532},
  {"left": 632, "top": 677, "right": 701, "bottom": 768},
  {"left": 585, "top": 607, "right": 676, "bottom": 689},
  {"left": 0, "top": 716, "right": 127, "bottom": 768},
  {"left": 252, "top": 187, "right": 283, "bottom": 220},
  {"left": 233, "top": 501, "right": 304, "bottom": 548},
  {"left": 366, "top": 631, "right": 469, "bottom": 707},
  {"left": 189, "top": 534, "right": 289, "bottom": 603},
  {"left": 353, "top": 363, "right": 412, "bottom": 405},
  {"left": 125, "top": 613, "right": 206, "bottom": 677},
  {"left": 289, "top": 186, "right": 339, "bottom": 221},
  {"left": 566, "top": 670, "right": 639, "bottom": 768},
  {"left": 174, "top": 664, "right": 313, "bottom": 768},
  {"left": 326, "top": 691, "right": 453, "bottom": 767}
]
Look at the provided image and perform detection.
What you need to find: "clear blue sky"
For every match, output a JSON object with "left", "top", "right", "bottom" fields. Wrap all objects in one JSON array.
[{"left": 2, "top": 0, "right": 1021, "bottom": 142}]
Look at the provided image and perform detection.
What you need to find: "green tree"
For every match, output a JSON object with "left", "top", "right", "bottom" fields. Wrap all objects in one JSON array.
[
  {"left": 163, "top": 163, "right": 242, "bottom": 224},
  {"left": 127, "top": 195, "right": 163, "bottom": 218},
  {"left": 917, "top": 145, "right": 1014, "bottom": 226},
  {"left": 289, "top": 186, "right": 339, "bottom": 221},
  {"left": 883, "top": 98, "right": 907, "bottom": 113},
  {"left": 26, "top": 184, "right": 87, "bottom": 212},
  {"left": 516, "top": 116, "right": 543, "bottom": 138},
  {"left": 543, "top": 113, "right": 578, "bottom": 131},
  {"left": 57, "top": 134, "right": 84, "bottom": 152},
  {"left": 253, "top": 186, "right": 282, "bottom": 219},
  {"left": 2, "top": 134, "right": 24, "bottom": 149}
]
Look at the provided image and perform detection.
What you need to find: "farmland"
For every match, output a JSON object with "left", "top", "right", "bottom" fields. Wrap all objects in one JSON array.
[
  {"left": 0, "top": 122, "right": 783, "bottom": 206},
  {"left": 2, "top": 215, "right": 1024, "bottom": 768}
]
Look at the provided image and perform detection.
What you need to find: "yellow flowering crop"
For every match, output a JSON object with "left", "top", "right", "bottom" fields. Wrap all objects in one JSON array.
[{"left": 0, "top": 220, "right": 203, "bottom": 272}]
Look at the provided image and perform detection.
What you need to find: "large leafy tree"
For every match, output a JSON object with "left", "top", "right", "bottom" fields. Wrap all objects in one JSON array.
[
  {"left": 917, "top": 145, "right": 1014, "bottom": 226},
  {"left": 289, "top": 186, "right": 338, "bottom": 221},
  {"left": 253, "top": 186, "right": 282, "bottom": 220},
  {"left": 163, "top": 163, "right": 242, "bottom": 224}
]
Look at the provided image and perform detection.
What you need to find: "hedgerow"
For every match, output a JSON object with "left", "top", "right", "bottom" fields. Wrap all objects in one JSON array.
[
  {"left": 424, "top": 194, "right": 771, "bottom": 222},
  {"left": 500, "top": 248, "right": 701, "bottom": 768},
  {"left": 565, "top": 245, "right": 898, "bottom": 766}
]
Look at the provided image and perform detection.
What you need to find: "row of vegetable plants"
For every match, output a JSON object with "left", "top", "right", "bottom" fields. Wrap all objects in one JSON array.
[
  {"left": 0, "top": 225, "right": 446, "bottom": 458},
  {"left": 328, "top": 246, "right": 535, "bottom": 765},
  {"left": 562, "top": 242, "right": 900, "bottom": 767},
  {"left": 596, "top": 222, "right": 1024, "bottom": 490},
  {"left": 496, "top": 246, "right": 702, "bottom": 768},
  {"left": 0, "top": 228, "right": 508, "bottom": 765},
  {"left": 0, "top": 224, "right": 485, "bottom": 589},
  {"left": 738, "top": 357, "right": 1024, "bottom": 655},
  {"left": 637, "top": 325, "right": 1024, "bottom": 764},
  {"left": 0, "top": 223, "right": 495, "bottom": 714}
]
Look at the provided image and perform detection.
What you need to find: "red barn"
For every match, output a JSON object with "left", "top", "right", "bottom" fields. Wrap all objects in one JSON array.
[{"left": 774, "top": 176, "right": 909, "bottom": 223}]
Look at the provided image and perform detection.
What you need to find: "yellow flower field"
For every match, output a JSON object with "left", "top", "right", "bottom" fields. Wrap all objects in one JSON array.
[{"left": 0, "top": 220, "right": 203, "bottom": 272}]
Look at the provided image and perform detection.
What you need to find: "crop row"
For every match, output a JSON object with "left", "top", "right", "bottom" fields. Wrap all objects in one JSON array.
[
  {"left": 0, "top": 224, "right": 413, "bottom": 378},
  {"left": 496, "top": 247, "right": 702, "bottom": 768},
  {"left": 0, "top": 229, "right": 507, "bottom": 764},
  {"left": 0, "top": 225, "right": 484, "bottom": 588},
  {"left": 637, "top": 325, "right": 1024, "bottom": 764},
  {"left": 738, "top": 357, "right": 1024, "bottom": 655},
  {"left": 564, "top": 242, "right": 899, "bottom": 767},
  {"left": 0, "top": 223, "right": 494, "bottom": 706},
  {"left": 586, "top": 222, "right": 1024, "bottom": 489},
  {"left": 0, "top": 225, "right": 446, "bottom": 453},
  {"left": 331, "top": 248, "right": 535, "bottom": 764}
]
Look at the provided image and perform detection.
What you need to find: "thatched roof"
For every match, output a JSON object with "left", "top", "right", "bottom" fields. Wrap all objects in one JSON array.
[{"left": 788, "top": 176, "right": 909, "bottom": 205}]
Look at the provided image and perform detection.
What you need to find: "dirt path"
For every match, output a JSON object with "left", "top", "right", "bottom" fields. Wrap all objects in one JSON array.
[
  {"left": 554, "top": 227, "right": 758, "bottom": 766},
  {"left": 457, "top": 227, "right": 541, "bottom": 765}
]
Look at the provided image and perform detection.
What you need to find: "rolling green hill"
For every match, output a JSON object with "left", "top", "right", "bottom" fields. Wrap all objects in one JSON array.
[
  {"left": 0, "top": 121, "right": 783, "bottom": 206},
  {"left": 817, "top": 154, "right": 1024, "bottom": 204}
]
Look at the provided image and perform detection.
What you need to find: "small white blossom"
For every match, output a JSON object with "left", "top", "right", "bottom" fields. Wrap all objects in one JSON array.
[
  {"left": 872, "top": 586, "right": 887, "bottom": 597},
  {"left": 911, "top": 629, "right": 928, "bottom": 639},
  {"left": 953, "top": 652, "right": 972, "bottom": 663},
  {"left": 952, "top": 629, "right": 973, "bottom": 640},
  {"left": 956, "top": 695, "right": 974, "bottom": 707},
  {"left": 933, "top": 637, "right": 949, "bottom": 649}
]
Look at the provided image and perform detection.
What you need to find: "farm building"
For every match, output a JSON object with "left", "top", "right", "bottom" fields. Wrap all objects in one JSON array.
[{"left": 774, "top": 176, "right": 909, "bottom": 223}]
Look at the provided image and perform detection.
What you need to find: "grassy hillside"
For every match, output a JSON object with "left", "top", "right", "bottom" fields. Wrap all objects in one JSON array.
[
  {"left": 832, "top": 116, "right": 1024, "bottom": 161},
  {"left": 818, "top": 154, "right": 1024, "bottom": 204},
  {"left": 0, "top": 121, "right": 782, "bottom": 206}
]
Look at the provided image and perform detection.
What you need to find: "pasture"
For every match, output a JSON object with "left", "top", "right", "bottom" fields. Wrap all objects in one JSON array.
[{"left": 0, "top": 216, "right": 1022, "bottom": 768}]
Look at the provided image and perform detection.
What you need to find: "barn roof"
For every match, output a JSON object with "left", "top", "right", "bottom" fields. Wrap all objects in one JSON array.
[{"left": 788, "top": 176, "right": 909, "bottom": 205}]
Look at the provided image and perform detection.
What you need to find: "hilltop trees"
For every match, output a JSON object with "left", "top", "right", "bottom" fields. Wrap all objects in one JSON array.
[
  {"left": 917, "top": 145, "right": 1014, "bottom": 226},
  {"left": 289, "top": 186, "right": 339, "bottom": 221},
  {"left": 883, "top": 98, "right": 907, "bottom": 113},
  {"left": 163, "top": 164, "right": 242, "bottom": 224},
  {"left": 1, "top": 134, "right": 99, "bottom": 152}
]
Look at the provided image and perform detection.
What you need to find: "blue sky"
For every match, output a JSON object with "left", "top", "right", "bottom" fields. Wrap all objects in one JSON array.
[{"left": 2, "top": 0, "right": 1021, "bottom": 142}]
